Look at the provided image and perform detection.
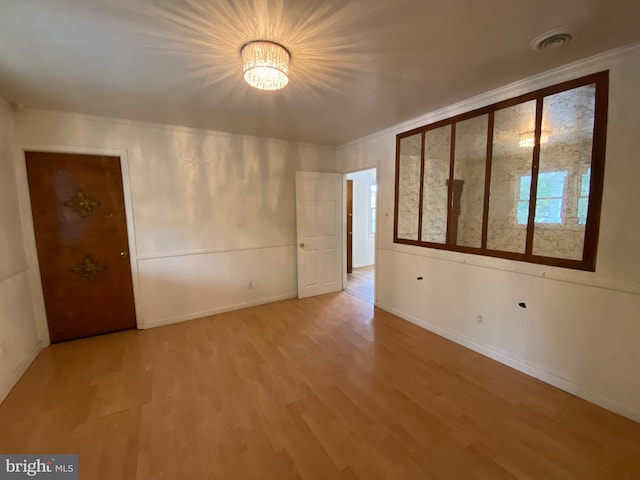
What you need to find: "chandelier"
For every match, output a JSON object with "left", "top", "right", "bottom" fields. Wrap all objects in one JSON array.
[
  {"left": 519, "top": 130, "right": 550, "bottom": 148},
  {"left": 241, "top": 41, "right": 290, "bottom": 91}
]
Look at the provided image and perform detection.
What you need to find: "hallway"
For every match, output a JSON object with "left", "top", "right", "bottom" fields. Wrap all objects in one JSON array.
[{"left": 345, "top": 265, "right": 374, "bottom": 304}]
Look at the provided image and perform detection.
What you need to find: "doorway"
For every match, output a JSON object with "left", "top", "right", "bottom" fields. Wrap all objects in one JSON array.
[
  {"left": 25, "top": 151, "right": 137, "bottom": 342},
  {"left": 345, "top": 168, "right": 376, "bottom": 304}
]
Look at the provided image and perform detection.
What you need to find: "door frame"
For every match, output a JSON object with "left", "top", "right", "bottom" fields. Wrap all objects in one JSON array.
[
  {"left": 343, "top": 167, "right": 377, "bottom": 304},
  {"left": 13, "top": 144, "right": 142, "bottom": 346},
  {"left": 346, "top": 179, "right": 353, "bottom": 274}
]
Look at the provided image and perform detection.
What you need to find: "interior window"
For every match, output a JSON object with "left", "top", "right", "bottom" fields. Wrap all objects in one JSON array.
[{"left": 394, "top": 71, "right": 608, "bottom": 271}]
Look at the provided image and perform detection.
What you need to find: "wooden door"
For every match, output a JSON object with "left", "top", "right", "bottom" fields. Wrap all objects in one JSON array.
[
  {"left": 26, "top": 152, "right": 137, "bottom": 343},
  {"left": 295, "top": 172, "right": 343, "bottom": 299},
  {"left": 346, "top": 179, "right": 353, "bottom": 274}
]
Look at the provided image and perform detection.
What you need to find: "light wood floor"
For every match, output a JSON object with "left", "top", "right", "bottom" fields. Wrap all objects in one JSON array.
[
  {"left": 346, "top": 265, "right": 374, "bottom": 304},
  {"left": 1, "top": 293, "right": 639, "bottom": 479}
]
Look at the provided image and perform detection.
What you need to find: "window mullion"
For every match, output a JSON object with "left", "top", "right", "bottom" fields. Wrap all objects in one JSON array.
[
  {"left": 481, "top": 112, "right": 494, "bottom": 249},
  {"left": 416, "top": 131, "right": 426, "bottom": 242},
  {"left": 525, "top": 98, "right": 544, "bottom": 255},
  {"left": 445, "top": 124, "right": 456, "bottom": 245}
]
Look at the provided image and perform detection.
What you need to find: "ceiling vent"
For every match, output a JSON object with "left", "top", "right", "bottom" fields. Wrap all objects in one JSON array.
[{"left": 530, "top": 28, "right": 573, "bottom": 51}]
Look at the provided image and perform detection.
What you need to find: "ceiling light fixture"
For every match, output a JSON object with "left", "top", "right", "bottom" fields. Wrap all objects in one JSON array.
[
  {"left": 241, "top": 40, "right": 290, "bottom": 91},
  {"left": 519, "top": 130, "right": 550, "bottom": 148}
]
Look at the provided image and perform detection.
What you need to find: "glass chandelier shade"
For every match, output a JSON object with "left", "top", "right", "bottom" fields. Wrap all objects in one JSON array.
[
  {"left": 519, "top": 130, "right": 550, "bottom": 148},
  {"left": 241, "top": 41, "right": 290, "bottom": 91}
]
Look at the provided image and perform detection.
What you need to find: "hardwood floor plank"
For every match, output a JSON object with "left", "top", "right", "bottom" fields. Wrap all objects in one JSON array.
[
  {"left": 346, "top": 265, "right": 374, "bottom": 304},
  {"left": 1, "top": 292, "right": 639, "bottom": 479}
]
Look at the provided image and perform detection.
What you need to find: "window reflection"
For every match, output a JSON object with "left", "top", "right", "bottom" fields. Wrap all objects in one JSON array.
[
  {"left": 517, "top": 171, "right": 568, "bottom": 225},
  {"left": 578, "top": 167, "right": 591, "bottom": 225}
]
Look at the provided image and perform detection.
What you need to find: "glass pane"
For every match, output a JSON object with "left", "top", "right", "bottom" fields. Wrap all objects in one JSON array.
[
  {"left": 577, "top": 167, "right": 590, "bottom": 225},
  {"left": 577, "top": 198, "right": 588, "bottom": 225},
  {"left": 580, "top": 168, "right": 591, "bottom": 196},
  {"left": 397, "top": 133, "right": 422, "bottom": 240},
  {"left": 537, "top": 171, "right": 566, "bottom": 198},
  {"left": 532, "top": 84, "right": 596, "bottom": 260},
  {"left": 535, "top": 197, "right": 563, "bottom": 224},
  {"left": 517, "top": 200, "right": 529, "bottom": 225},
  {"left": 534, "top": 171, "right": 567, "bottom": 224},
  {"left": 421, "top": 126, "right": 451, "bottom": 243},
  {"left": 453, "top": 115, "right": 488, "bottom": 248},
  {"left": 487, "top": 100, "right": 536, "bottom": 253},
  {"left": 518, "top": 172, "right": 568, "bottom": 224},
  {"left": 520, "top": 176, "right": 531, "bottom": 201}
]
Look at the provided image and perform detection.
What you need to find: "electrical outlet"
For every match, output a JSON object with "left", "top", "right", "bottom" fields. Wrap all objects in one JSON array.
[
  {"left": 248, "top": 281, "right": 254, "bottom": 289},
  {"left": 477, "top": 314, "right": 483, "bottom": 324},
  {"left": 0, "top": 342, "right": 6, "bottom": 356}
]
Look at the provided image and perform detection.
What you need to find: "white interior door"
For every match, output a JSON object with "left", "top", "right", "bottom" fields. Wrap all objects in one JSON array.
[{"left": 295, "top": 172, "right": 343, "bottom": 299}]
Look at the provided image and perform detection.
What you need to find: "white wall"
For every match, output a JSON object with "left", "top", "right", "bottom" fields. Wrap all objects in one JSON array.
[
  {"left": 13, "top": 110, "right": 337, "bottom": 331},
  {"left": 347, "top": 169, "right": 375, "bottom": 268},
  {"left": 0, "top": 99, "right": 41, "bottom": 402},
  {"left": 337, "top": 44, "right": 640, "bottom": 422}
]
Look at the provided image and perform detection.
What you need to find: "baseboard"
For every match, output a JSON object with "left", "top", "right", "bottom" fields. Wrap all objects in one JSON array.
[
  {"left": 352, "top": 262, "right": 374, "bottom": 269},
  {"left": 375, "top": 302, "right": 640, "bottom": 423},
  {"left": 142, "top": 292, "right": 298, "bottom": 329},
  {"left": 0, "top": 341, "right": 43, "bottom": 404}
]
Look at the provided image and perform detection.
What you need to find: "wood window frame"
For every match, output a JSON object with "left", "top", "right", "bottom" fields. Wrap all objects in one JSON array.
[{"left": 393, "top": 71, "right": 609, "bottom": 271}]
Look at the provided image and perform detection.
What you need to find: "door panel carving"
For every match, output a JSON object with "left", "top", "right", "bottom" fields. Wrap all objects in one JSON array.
[{"left": 63, "top": 189, "right": 102, "bottom": 218}]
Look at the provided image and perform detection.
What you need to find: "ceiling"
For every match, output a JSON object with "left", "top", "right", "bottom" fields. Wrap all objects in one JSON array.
[{"left": 0, "top": 0, "right": 638, "bottom": 146}]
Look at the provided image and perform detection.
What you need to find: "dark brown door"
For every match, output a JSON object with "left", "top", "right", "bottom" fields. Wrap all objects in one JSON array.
[
  {"left": 347, "top": 179, "right": 353, "bottom": 274},
  {"left": 26, "top": 152, "right": 137, "bottom": 343}
]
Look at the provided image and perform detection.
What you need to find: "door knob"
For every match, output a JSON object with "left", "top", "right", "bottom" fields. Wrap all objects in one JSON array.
[
  {"left": 299, "top": 242, "right": 305, "bottom": 248},
  {"left": 120, "top": 251, "right": 129, "bottom": 257}
]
